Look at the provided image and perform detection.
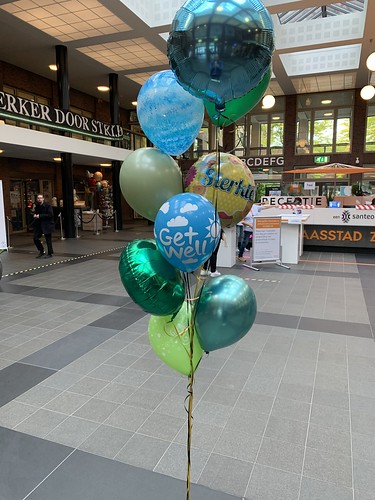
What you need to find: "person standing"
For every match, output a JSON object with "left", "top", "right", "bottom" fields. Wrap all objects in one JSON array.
[
  {"left": 201, "top": 229, "right": 225, "bottom": 277},
  {"left": 237, "top": 203, "right": 270, "bottom": 262},
  {"left": 32, "top": 194, "right": 55, "bottom": 258}
]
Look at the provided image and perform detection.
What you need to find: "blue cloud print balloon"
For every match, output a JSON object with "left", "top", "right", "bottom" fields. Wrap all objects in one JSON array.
[
  {"left": 154, "top": 193, "right": 221, "bottom": 273},
  {"left": 137, "top": 70, "right": 204, "bottom": 156}
]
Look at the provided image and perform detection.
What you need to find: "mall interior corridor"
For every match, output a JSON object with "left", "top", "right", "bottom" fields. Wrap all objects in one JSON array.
[{"left": 0, "top": 225, "right": 374, "bottom": 499}]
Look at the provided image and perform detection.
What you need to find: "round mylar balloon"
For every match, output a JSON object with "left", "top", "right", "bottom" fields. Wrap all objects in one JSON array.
[
  {"left": 185, "top": 152, "right": 256, "bottom": 227},
  {"left": 205, "top": 68, "right": 271, "bottom": 127},
  {"left": 148, "top": 302, "right": 203, "bottom": 376},
  {"left": 137, "top": 70, "right": 204, "bottom": 156},
  {"left": 195, "top": 275, "right": 257, "bottom": 351},
  {"left": 119, "top": 239, "right": 185, "bottom": 316},
  {"left": 154, "top": 193, "right": 221, "bottom": 273},
  {"left": 168, "top": 0, "right": 274, "bottom": 107},
  {"left": 119, "top": 148, "right": 183, "bottom": 221}
]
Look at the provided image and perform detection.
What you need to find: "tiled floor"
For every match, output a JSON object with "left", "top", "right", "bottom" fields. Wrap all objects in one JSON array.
[{"left": 1, "top": 225, "right": 375, "bottom": 499}]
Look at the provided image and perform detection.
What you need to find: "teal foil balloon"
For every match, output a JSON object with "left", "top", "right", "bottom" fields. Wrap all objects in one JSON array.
[
  {"left": 195, "top": 275, "right": 257, "bottom": 351},
  {"left": 119, "top": 239, "right": 185, "bottom": 316},
  {"left": 168, "top": 0, "right": 274, "bottom": 107},
  {"left": 148, "top": 302, "right": 203, "bottom": 376},
  {"left": 137, "top": 70, "right": 204, "bottom": 156}
]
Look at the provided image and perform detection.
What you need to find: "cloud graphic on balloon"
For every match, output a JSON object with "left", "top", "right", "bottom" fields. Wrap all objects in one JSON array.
[
  {"left": 180, "top": 203, "right": 198, "bottom": 213},
  {"left": 160, "top": 202, "right": 170, "bottom": 214},
  {"left": 167, "top": 216, "right": 189, "bottom": 227}
]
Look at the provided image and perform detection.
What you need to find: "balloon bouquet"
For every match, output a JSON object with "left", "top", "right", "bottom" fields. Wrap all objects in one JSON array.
[{"left": 118, "top": 1, "right": 274, "bottom": 497}]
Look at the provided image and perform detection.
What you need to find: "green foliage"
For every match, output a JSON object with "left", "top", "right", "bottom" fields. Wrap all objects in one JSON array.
[{"left": 255, "top": 183, "right": 266, "bottom": 202}]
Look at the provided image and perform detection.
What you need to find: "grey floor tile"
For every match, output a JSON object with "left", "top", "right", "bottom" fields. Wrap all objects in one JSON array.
[
  {"left": 40, "top": 371, "right": 82, "bottom": 390},
  {"left": 235, "top": 391, "right": 274, "bottom": 414},
  {"left": 21, "top": 326, "right": 120, "bottom": 370},
  {"left": 0, "top": 401, "right": 38, "bottom": 428},
  {"left": 271, "top": 397, "right": 311, "bottom": 422},
  {"left": 137, "top": 411, "right": 185, "bottom": 441},
  {"left": 265, "top": 415, "right": 308, "bottom": 446},
  {"left": 198, "top": 453, "right": 253, "bottom": 498},
  {"left": 310, "top": 403, "right": 350, "bottom": 431},
  {"left": 89, "top": 307, "right": 146, "bottom": 330},
  {"left": 154, "top": 442, "right": 210, "bottom": 482},
  {"left": 0, "top": 426, "right": 73, "bottom": 500},
  {"left": 299, "top": 476, "right": 353, "bottom": 500},
  {"left": 44, "top": 391, "right": 90, "bottom": 414},
  {"left": 14, "top": 408, "right": 67, "bottom": 438},
  {"left": 15, "top": 385, "right": 62, "bottom": 406},
  {"left": 353, "top": 458, "right": 375, "bottom": 494},
  {"left": 246, "top": 464, "right": 300, "bottom": 500},
  {"left": 125, "top": 387, "right": 167, "bottom": 411},
  {"left": 303, "top": 447, "right": 352, "bottom": 488},
  {"left": 73, "top": 398, "right": 119, "bottom": 423},
  {"left": 104, "top": 404, "right": 152, "bottom": 432},
  {"left": 351, "top": 409, "right": 375, "bottom": 437},
  {"left": 114, "top": 368, "right": 152, "bottom": 387},
  {"left": 213, "top": 429, "right": 261, "bottom": 462},
  {"left": 201, "top": 385, "right": 241, "bottom": 407},
  {"left": 257, "top": 437, "right": 304, "bottom": 474},
  {"left": 174, "top": 421, "right": 222, "bottom": 452},
  {"left": 79, "top": 424, "right": 133, "bottom": 459},
  {"left": 255, "top": 311, "right": 300, "bottom": 329},
  {"left": 0, "top": 362, "right": 55, "bottom": 407},
  {"left": 45, "top": 416, "right": 99, "bottom": 448},
  {"left": 307, "top": 423, "right": 351, "bottom": 456},
  {"left": 224, "top": 407, "right": 268, "bottom": 437},
  {"left": 193, "top": 400, "right": 233, "bottom": 428},
  {"left": 299, "top": 317, "right": 372, "bottom": 338},
  {"left": 313, "top": 388, "right": 349, "bottom": 410},
  {"left": 67, "top": 376, "right": 109, "bottom": 397},
  {"left": 115, "top": 432, "right": 170, "bottom": 469},
  {"left": 26, "top": 448, "right": 238, "bottom": 500}
]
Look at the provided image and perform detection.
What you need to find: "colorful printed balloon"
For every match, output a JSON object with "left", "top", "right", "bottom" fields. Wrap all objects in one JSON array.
[
  {"left": 195, "top": 275, "right": 257, "bottom": 352},
  {"left": 137, "top": 70, "right": 204, "bottom": 156},
  {"left": 148, "top": 302, "right": 203, "bottom": 376},
  {"left": 185, "top": 152, "right": 256, "bottom": 227},
  {"left": 168, "top": 0, "right": 274, "bottom": 107},
  {"left": 154, "top": 193, "right": 221, "bottom": 273}
]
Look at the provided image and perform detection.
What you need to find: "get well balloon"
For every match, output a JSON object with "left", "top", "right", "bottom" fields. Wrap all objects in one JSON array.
[
  {"left": 119, "top": 148, "right": 183, "bottom": 221},
  {"left": 185, "top": 152, "right": 256, "bottom": 227},
  {"left": 148, "top": 302, "right": 203, "bottom": 376},
  {"left": 154, "top": 193, "right": 221, "bottom": 273},
  {"left": 118, "top": 239, "right": 185, "bottom": 316},
  {"left": 195, "top": 275, "right": 257, "bottom": 352},
  {"left": 168, "top": 0, "right": 274, "bottom": 107},
  {"left": 137, "top": 70, "right": 204, "bottom": 156},
  {"left": 205, "top": 68, "right": 271, "bottom": 127}
]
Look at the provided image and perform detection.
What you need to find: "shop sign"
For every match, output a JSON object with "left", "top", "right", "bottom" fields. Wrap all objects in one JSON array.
[
  {"left": 261, "top": 196, "right": 325, "bottom": 206},
  {"left": 304, "top": 225, "right": 375, "bottom": 248},
  {"left": 242, "top": 156, "right": 284, "bottom": 168},
  {"left": 0, "top": 91, "right": 123, "bottom": 140}
]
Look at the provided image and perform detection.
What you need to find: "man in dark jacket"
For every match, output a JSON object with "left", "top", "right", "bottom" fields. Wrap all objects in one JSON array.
[{"left": 32, "top": 194, "right": 55, "bottom": 258}]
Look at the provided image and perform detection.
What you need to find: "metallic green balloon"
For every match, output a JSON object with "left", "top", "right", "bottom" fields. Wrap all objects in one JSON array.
[
  {"left": 195, "top": 275, "right": 257, "bottom": 352},
  {"left": 148, "top": 302, "right": 203, "bottom": 376},
  {"left": 118, "top": 239, "right": 185, "bottom": 316},
  {"left": 119, "top": 147, "right": 183, "bottom": 221}
]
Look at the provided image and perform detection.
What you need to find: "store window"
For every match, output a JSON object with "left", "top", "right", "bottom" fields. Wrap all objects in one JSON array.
[
  {"left": 248, "top": 111, "right": 284, "bottom": 156},
  {"left": 2, "top": 85, "right": 51, "bottom": 132},
  {"left": 365, "top": 105, "right": 375, "bottom": 152},
  {"left": 296, "top": 91, "right": 353, "bottom": 154}
]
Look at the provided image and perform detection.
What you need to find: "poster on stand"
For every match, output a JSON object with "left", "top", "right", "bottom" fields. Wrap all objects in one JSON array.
[
  {"left": 0, "top": 180, "right": 7, "bottom": 249},
  {"left": 252, "top": 216, "right": 281, "bottom": 262}
]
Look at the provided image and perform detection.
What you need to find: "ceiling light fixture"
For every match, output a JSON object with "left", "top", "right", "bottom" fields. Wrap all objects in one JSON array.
[
  {"left": 272, "top": 116, "right": 280, "bottom": 120},
  {"left": 48, "top": 64, "right": 57, "bottom": 71},
  {"left": 262, "top": 94, "right": 275, "bottom": 109},
  {"left": 100, "top": 163, "right": 111, "bottom": 167},
  {"left": 0, "top": 149, "right": 4, "bottom": 154},
  {"left": 361, "top": 85, "right": 375, "bottom": 101},
  {"left": 53, "top": 157, "right": 62, "bottom": 162},
  {"left": 323, "top": 112, "right": 333, "bottom": 116},
  {"left": 321, "top": 99, "right": 332, "bottom": 104},
  {"left": 131, "top": 101, "right": 137, "bottom": 106},
  {"left": 97, "top": 85, "right": 110, "bottom": 92},
  {"left": 366, "top": 52, "right": 375, "bottom": 72}
]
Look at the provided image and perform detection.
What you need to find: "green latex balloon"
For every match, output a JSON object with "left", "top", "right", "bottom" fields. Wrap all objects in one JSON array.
[
  {"left": 119, "top": 147, "right": 183, "bottom": 221},
  {"left": 119, "top": 239, "right": 185, "bottom": 316},
  {"left": 148, "top": 302, "right": 203, "bottom": 376},
  {"left": 205, "top": 68, "right": 272, "bottom": 127},
  {"left": 194, "top": 275, "right": 257, "bottom": 352}
]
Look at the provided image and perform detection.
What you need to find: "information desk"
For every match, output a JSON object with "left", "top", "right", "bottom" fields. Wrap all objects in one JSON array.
[
  {"left": 217, "top": 226, "right": 236, "bottom": 268},
  {"left": 279, "top": 214, "right": 311, "bottom": 264},
  {"left": 265, "top": 207, "right": 375, "bottom": 249}
]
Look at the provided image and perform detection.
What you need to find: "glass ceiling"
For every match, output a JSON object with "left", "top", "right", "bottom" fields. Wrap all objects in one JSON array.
[{"left": 278, "top": 0, "right": 365, "bottom": 24}]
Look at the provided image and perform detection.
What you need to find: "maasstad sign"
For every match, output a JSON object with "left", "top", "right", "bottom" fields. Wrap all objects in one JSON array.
[{"left": 0, "top": 91, "right": 123, "bottom": 140}]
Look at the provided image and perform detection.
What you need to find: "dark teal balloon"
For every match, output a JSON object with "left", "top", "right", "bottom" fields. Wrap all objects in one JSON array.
[
  {"left": 194, "top": 275, "right": 257, "bottom": 351},
  {"left": 167, "top": 0, "right": 274, "bottom": 107},
  {"left": 119, "top": 239, "right": 185, "bottom": 316}
]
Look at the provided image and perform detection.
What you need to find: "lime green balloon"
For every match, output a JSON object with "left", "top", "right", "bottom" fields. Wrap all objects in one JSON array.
[
  {"left": 119, "top": 147, "right": 183, "bottom": 221},
  {"left": 119, "top": 239, "right": 185, "bottom": 316},
  {"left": 148, "top": 302, "right": 203, "bottom": 376},
  {"left": 205, "top": 68, "right": 272, "bottom": 127}
]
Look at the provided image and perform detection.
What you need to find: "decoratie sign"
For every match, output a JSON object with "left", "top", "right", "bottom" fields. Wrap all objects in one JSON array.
[
  {"left": 242, "top": 156, "right": 284, "bottom": 168},
  {"left": 304, "top": 226, "right": 375, "bottom": 248},
  {"left": 0, "top": 91, "right": 123, "bottom": 140}
]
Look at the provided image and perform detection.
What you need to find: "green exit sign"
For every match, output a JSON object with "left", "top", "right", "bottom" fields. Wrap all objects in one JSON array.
[{"left": 314, "top": 155, "right": 330, "bottom": 164}]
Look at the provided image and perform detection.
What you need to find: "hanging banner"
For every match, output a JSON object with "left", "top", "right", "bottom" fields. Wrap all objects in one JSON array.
[
  {"left": 252, "top": 216, "right": 282, "bottom": 262},
  {"left": 0, "top": 180, "right": 7, "bottom": 249}
]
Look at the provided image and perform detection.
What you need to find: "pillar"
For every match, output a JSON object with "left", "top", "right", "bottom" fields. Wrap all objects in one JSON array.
[{"left": 109, "top": 72, "right": 123, "bottom": 230}]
